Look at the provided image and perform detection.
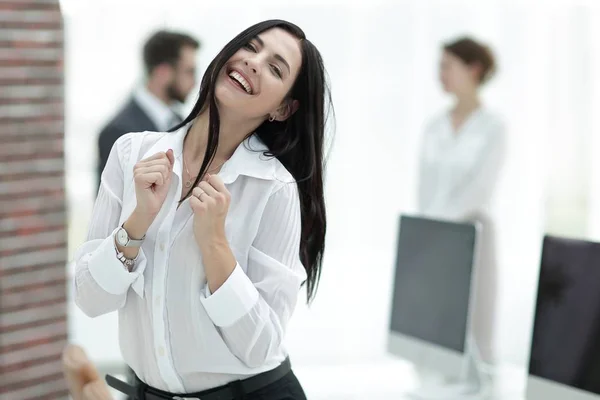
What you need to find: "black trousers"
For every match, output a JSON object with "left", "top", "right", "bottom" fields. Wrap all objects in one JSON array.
[
  {"left": 236, "top": 370, "right": 307, "bottom": 400},
  {"left": 128, "top": 368, "right": 307, "bottom": 400}
]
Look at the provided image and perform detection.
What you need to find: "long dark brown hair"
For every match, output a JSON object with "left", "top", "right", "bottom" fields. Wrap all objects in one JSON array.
[{"left": 170, "top": 20, "right": 332, "bottom": 303}]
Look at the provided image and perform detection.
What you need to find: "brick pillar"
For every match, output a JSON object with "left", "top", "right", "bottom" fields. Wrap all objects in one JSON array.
[{"left": 0, "top": 1, "right": 68, "bottom": 399}]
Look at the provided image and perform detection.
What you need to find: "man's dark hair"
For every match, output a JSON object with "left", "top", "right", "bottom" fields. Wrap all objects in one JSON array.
[{"left": 143, "top": 30, "right": 200, "bottom": 75}]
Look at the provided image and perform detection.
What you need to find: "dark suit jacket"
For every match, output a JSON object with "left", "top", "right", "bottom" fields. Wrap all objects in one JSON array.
[{"left": 96, "top": 98, "right": 159, "bottom": 192}]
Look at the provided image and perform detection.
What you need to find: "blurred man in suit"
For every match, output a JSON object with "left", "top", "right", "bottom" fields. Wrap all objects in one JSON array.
[{"left": 97, "top": 30, "right": 200, "bottom": 190}]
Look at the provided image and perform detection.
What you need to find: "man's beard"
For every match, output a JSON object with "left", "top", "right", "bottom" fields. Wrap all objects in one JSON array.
[{"left": 166, "top": 82, "right": 187, "bottom": 104}]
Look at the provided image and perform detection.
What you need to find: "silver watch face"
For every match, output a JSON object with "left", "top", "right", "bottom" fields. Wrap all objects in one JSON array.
[{"left": 116, "top": 228, "right": 128, "bottom": 246}]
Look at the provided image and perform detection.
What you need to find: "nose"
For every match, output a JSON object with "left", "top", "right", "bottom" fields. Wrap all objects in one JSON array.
[{"left": 244, "top": 60, "right": 259, "bottom": 75}]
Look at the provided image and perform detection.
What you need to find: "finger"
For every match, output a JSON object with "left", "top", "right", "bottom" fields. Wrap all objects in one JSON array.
[
  {"left": 198, "top": 181, "right": 219, "bottom": 198},
  {"left": 135, "top": 171, "right": 164, "bottom": 187},
  {"left": 204, "top": 175, "right": 229, "bottom": 204},
  {"left": 192, "top": 186, "right": 205, "bottom": 200},
  {"left": 140, "top": 151, "right": 168, "bottom": 163},
  {"left": 166, "top": 149, "right": 175, "bottom": 167},
  {"left": 137, "top": 155, "right": 170, "bottom": 169},
  {"left": 137, "top": 162, "right": 173, "bottom": 182},
  {"left": 137, "top": 172, "right": 164, "bottom": 187},
  {"left": 137, "top": 150, "right": 172, "bottom": 168},
  {"left": 205, "top": 174, "right": 228, "bottom": 194},
  {"left": 193, "top": 187, "right": 215, "bottom": 206},
  {"left": 135, "top": 164, "right": 170, "bottom": 175},
  {"left": 189, "top": 195, "right": 206, "bottom": 214},
  {"left": 135, "top": 165, "right": 169, "bottom": 182},
  {"left": 137, "top": 154, "right": 170, "bottom": 165}
]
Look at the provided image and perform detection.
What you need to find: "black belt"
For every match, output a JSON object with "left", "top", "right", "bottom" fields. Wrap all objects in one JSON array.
[{"left": 105, "top": 358, "right": 292, "bottom": 400}]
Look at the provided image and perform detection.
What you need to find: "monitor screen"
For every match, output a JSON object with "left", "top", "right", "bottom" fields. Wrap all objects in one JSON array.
[
  {"left": 529, "top": 236, "right": 600, "bottom": 394},
  {"left": 389, "top": 215, "right": 477, "bottom": 353}
]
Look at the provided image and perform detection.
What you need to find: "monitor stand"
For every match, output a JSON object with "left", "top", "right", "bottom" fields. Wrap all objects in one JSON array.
[{"left": 409, "top": 336, "right": 493, "bottom": 400}]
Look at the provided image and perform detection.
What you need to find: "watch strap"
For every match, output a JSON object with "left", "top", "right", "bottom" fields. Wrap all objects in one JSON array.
[{"left": 118, "top": 224, "right": 145, "bottom": 248}]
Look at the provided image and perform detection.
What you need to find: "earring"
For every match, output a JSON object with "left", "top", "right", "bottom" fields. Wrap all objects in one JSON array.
[{"left": 268, "top": 116, "right": 275, "bottom": 122}]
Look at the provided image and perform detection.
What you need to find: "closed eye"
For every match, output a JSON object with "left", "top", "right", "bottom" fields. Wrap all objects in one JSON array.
[
  {"left": 244, "top": 42, "right": 257, "bottom": 52},
  {"left": 244, "top": 39, "right": 284, "bottom": 79},
  {"left": 270, "top": 64, "right": 282, "bottom": 78}
]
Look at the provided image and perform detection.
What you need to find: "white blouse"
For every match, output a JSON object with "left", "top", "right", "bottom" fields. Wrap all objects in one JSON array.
[
  {"left": 417, "top": 108, "right": 507, "bottom": 220},
  {"left": 71, "top": 124, "right": 307, "bottom": 393}
]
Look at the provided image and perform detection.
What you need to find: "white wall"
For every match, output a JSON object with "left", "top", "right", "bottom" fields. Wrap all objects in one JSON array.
[
  {"left": 591, "top": 15, "right": 600, "bottom": 242},
  {"left": 63, "top": 0, "right": 599, "bottom": 369}
]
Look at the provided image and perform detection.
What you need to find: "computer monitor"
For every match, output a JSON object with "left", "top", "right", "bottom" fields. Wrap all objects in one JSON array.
[
  {"left": 527, "top": 235, "right": 600, "bottom": 400},
  {"left": 387, "top": 214, "right": 480, "bottom": 378}
]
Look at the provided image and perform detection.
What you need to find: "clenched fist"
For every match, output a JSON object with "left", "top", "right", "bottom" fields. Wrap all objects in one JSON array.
[{"left": 133, "top": 149, "right": 175, "bottom": 218}]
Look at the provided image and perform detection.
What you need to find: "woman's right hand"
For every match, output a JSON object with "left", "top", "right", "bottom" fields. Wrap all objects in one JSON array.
[{"left": 133, "top": 149, "right": 175, "bottom": 220}]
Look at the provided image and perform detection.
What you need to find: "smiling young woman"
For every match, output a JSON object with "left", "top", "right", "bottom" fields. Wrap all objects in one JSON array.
[{"left": 72, "top": 19, "right": 333, "bottom": 400}]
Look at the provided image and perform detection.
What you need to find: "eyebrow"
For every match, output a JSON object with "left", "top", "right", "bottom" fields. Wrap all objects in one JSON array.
[{"left": 254, "top": 35, "right": 291, "bottom": 74}]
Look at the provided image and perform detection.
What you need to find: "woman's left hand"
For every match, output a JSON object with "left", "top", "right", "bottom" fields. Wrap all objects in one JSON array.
[{"left": 190, "top": 174, "right": 231, "bottom": 250}]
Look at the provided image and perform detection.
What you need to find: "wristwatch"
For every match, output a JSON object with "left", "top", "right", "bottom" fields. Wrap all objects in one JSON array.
[{"left": 114, "top": 224, "right": 145, "bottom": 248}]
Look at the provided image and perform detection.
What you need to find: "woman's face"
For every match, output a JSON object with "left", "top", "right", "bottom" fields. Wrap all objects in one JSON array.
[
  {"left": 215, "top": 28, "right": 302, "bottom": 121},
  {"left": 439, "top": 51, "right": 479, "bottom": 95}
]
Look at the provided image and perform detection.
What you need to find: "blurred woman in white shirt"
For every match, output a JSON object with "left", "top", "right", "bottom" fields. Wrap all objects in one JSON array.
[
  {"left": 418, "top": 37, "right": 506, "bottom": 365},
  {"left": 72, "top": 19, "right": 332, "bottom": 400}
]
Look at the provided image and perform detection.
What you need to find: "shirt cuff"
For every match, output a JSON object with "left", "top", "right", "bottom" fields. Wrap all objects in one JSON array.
[
  {"left": 200, "top": 263, "right": 259, "bottom": 327},
  {"left": 86, "top": 229, "right": 147, "bottom": 298}
]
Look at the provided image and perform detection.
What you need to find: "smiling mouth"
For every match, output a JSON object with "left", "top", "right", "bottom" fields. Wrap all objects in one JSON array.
[{"left": 227, "top": 70, "right": 253, "bottom": 94}]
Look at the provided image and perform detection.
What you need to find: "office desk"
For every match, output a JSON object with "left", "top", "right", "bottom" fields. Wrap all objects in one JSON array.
[{"left": 295, "top": 358, "right": 526, "bottom": 399}]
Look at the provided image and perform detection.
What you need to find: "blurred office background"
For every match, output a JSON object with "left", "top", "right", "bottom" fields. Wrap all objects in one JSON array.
[{"left": 2, "top": 0, "right": 600, "bottom": 398}]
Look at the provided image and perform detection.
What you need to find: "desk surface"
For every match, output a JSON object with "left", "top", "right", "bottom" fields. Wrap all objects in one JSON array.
[{"left": 295, "top": 359, "right": 527, "bottom": 400}]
